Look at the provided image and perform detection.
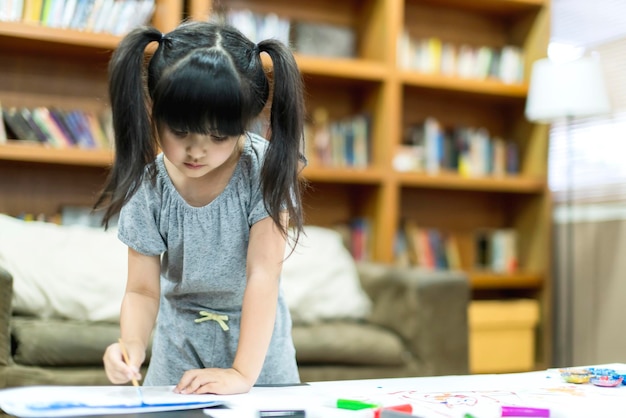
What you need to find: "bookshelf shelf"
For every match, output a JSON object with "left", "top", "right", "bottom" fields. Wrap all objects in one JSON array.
[
  {"left": 396, "top": 172, "right": 545, "bottom": 193},
  {"left": 414, "top": 0, "right": 544, "bottom": 14},
  {"left": 400, "top": 71, "right": 528, "bottom": 98},
  {"left": 296, "top": 56, "right": 387, "bottom": 81},
  {"left": 469, "top": 272, "right": 544, "bottom": 290},
  {"left": 0, "top": 22, "right": 121, "bottom": 51},
  {"left": 1, "top": 0, "right": 551, "bottom": 374},
  {"left": 0, "top": 142, "right": 113, "bottom": 167},
  {"left": 303, "top": 166, "right": 386, "bottom": 185}
]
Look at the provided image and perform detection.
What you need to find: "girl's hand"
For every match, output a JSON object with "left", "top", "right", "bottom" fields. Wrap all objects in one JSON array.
[
  {"left": 103, "top": 341, "right": 144, "bottom": 384},
  {"left": 174, "top": 368, "right": 253, "bottom": 395}
]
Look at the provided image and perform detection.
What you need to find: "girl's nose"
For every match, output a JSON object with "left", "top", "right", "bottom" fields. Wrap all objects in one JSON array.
[{"left": 186, "top": 137, "right": 206, "bottom": 159}]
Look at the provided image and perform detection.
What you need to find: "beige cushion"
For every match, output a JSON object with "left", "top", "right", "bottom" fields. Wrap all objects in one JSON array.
[
  {"left": 0, "top": 214, "right": 127, "bottom": 322},
  {"left": 282, "top": 226, "right": 372, "bottom": 323}
]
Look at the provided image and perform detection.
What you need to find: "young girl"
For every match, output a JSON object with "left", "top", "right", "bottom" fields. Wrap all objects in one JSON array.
[{"left": 94, "top": 20, "right": 306, "bottom": 395}]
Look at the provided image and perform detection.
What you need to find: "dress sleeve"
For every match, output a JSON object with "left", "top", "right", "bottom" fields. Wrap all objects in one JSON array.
[
  {"left": 248, "top": 182, "right": 271, "bottom": 227},
  {"left": 117, "top": 181, "right": 167, "bottom": 256}
]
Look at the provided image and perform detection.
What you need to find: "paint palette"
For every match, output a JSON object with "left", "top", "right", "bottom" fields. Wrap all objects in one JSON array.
[
  {"left": 588, "top": 367, "right": 625, "bottom": 387},
  {"left": 590, "top": 375, "right": 623, "bottom": 387},
  {"left": 559, "top": 368, "right": 591, "bottom": 384}
]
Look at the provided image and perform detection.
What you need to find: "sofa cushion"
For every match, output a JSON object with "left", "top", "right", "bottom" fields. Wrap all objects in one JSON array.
[
  {"left": 282, "top": 226, "right": 372, "bottom": 324},
  {"left": 292, "top": 321, "right": 407, "bottom": 367},
  {"left": 0, "top": 214, "right": 127, "bottom": 322},
  {"left": 11, "top": 317, "right": 121, "bottom": 367}
]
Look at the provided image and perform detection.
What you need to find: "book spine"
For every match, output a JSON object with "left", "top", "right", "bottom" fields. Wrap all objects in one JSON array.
[
  {"left": 0, "top": 102, "right": 7, "bottom": 144},
  {"left": 19, "top": 108, "right": 49, "bottom": 143}
]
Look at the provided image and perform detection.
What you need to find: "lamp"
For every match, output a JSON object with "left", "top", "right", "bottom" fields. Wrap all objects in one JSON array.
[
  {"left": 525, "top": 56, "right": 611, "bottom": 122},
  {"left": 525, "top": 55, "right": 610, "bottom": 368}
]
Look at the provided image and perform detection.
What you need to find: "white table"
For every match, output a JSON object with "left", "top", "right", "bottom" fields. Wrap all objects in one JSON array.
[
  {"left": 2, "top": 365, "right": 625, "bottom": 418},
  {"left": 206, "top": 364, "right": 626, "bottom": 418}
]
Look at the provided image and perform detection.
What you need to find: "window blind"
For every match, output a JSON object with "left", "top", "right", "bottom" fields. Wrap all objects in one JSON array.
[{"left": 548, "top": 1, "right": 626, "bottom": 204}]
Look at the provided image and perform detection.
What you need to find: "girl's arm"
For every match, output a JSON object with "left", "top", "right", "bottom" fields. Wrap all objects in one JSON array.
[
  {"left": 175, "top": 213, "right": 288, "bottom": 395},
  {"left": 103, "top": 247, "right": 161, "bottom": 384}
]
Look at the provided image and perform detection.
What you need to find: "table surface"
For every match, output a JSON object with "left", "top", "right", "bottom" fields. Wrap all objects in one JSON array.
[{"left": 3, "top": 364, "right": 626, "bottom": 418}]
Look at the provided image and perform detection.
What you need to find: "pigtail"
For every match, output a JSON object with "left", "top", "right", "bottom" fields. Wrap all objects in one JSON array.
[
  {"left": 94, "top": 26, "right": 163, "bottom": 228},
  {"left": 257, "top": 39, "right": 306, "bottom": 241}
]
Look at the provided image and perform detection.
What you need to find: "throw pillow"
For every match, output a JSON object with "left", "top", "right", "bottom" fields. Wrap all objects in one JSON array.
[
  {"left": 281, "top": 226, "right": 372, "bottom": 323},
  {"left": 0, "top": 214, "right": 127, "bottom": 322}
]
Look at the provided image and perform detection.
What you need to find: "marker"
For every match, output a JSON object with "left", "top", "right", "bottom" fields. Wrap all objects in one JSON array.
[
  {"left": 380, "top": 411, "right": 415, "bottom": 418},
  {"left": 258, "top": 410, "right": 305, "bottom": 418},
  {"left": 333, "top": 399, "right": 413, "bottom": 418},
  {"left": 374, "top": 404, "right": 413, "bottom": 418},
  {"left": 464, "top": 406, "right": 550, "bottom": 418},
  {"left": 335, "top": 399, "right": 379, "bottom": 410},
  {"left": 501, "top": 406, "right": 550, "bottom": 417}
]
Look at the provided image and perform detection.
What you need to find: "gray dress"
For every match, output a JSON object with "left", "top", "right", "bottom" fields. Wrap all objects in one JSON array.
[{"left": 117, "top": 133, "right": 299, "bottom": 386}]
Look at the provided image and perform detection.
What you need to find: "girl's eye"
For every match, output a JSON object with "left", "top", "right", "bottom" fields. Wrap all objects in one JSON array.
[
  {"left": 171, "top": 129, "right": 188, "bottom": 138},
  {"left": 211, "top": 135, "right": 229, "bottom": 142}
]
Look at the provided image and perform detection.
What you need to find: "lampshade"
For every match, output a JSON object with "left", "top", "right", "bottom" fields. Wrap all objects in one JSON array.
[{"left": 525, "top": 56, "right": 611, "bottom": 123}]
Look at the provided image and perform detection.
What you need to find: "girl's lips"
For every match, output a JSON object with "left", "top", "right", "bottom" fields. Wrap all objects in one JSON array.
[{"left": 184, "top": 163, "right": 204, "bottom": 169}]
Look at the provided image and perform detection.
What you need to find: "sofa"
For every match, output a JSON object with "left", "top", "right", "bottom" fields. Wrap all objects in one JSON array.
[{"left": 0, "top": 216, "right": 469, "bottom": 388}]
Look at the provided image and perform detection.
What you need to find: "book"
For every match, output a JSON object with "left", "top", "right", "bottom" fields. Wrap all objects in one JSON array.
[
  {"left": 101, "top": 0, "right": 125, "bottom": 34},
  {"left": 21, "top": 0, "right": 44, "bottom": 23},
  {"left": 91, "top": 0, "right": 115, "bottom": 33},
  {"left": 474, "top": 229, "right": 492, "bottom": 270},
  {"left": 491, "top": 228, "right": 518, "bottom": 273},
  {"left": 66, "top": 110, "right": 96, "bottom": 148},
  {"left": 48, "top": 108, "right": 78, "bottom": 145},
  {"left": 83, "top": 0, "right": 104, "bottom": 31},
  {"left": 32, "top": 107, "right": 73, "bottom": 147},
  {"left": 295, "top": 21, "right": 355, "bottom": 58},
  {"left": 3, "top": 108, "right": 39, "bottom": 142},
  {"left": 44, "top": 0, "right": 65, "bottom": 27},
  {"left": 350, "top": 217, "right": 370, "bottom": 261},
  {"left": 417, "top": 228, "right": 435, "bottom": 269},
  {"left": 110, "top": 0, "right": 137, "bottom": 35},
  {"left": 8, "top": 0, "right": 24, "bottom": 21},
  {"left": 402, "top": 219, "right": 420, "bottom": 266},
  {"left": 424, "top": 117, "right": 442, "bottom": 174},
  {"left": 83, "top": 110, "right": 109, "bottom": 148},
  {"left": 444, "top": 233, "right": 462, "bottom": 270},
  {"left": 60, "top": 0, "right": 78, "bottom": 27},
  {"left": 98, "top": 108, "right": 114, "bottom": 147},
  {"left": 21, "top": 108, "right": 55, "bottom": 144},
  {"left": 39, "top": 0, "right": 54, "bottom": 24},
  {"left": 0, "top": 102, "right": 7, "bottom": 144},
  {"left": 29, "top": 107, "right": 59, "bottom": 146},
  {"left": 70, "top": 0, "right": 95, "bottom": 30}
]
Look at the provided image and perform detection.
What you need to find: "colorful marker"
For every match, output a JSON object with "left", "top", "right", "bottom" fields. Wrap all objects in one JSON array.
[
  {"left": 374, "top": 404, "right": 413, "bottom": 418},
  {"left": 464, "top": 405, "right": 550, "bottom": 418},
  {"left": 333, "top": 399, "right": 413, "bottom": 418},
  {"left": 334, "top": 398, "right": 380, "bottom": 410},
  {"left": 501, "top": 405, "right": 550, "bottom": 417}
]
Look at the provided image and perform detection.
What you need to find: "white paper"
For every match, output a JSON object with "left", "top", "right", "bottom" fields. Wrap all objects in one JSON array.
[{"left": 0, "top": 385, "right": 222, "bottom": 417}]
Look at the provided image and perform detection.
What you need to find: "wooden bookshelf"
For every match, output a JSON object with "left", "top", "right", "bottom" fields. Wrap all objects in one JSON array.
[
  {"left": 0, "top": 141, "right": 113, "bottom": 166},
  {"left": 0, "top": 0, "right": 551, "bottom": 373}
]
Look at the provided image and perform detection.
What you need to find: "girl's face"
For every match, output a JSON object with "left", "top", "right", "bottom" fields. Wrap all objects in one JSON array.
[{"left": 159, "top": 125, "right": 241, "bottom": 179}]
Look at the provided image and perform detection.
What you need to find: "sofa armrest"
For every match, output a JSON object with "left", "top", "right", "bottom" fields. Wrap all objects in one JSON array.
[
  {"left": 357, "top": 263, "right": 469, "bottom": 376},
  {"left": 0, "top": 265, "right": 13, "bottom": 367}
]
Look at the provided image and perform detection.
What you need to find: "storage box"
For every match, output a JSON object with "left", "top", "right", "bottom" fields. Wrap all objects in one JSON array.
[{"left": 469, "top": 299, "right": 540, "bottom": 374}]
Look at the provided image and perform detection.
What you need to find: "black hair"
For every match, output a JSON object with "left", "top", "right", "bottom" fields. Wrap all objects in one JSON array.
[{"left": 94, "top": 21, "right": 306, "bottom": 242}]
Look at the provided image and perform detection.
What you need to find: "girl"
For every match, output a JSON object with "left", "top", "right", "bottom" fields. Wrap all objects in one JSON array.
[{"left": 94, "top": 20, "right": 306, "bottom": 395}]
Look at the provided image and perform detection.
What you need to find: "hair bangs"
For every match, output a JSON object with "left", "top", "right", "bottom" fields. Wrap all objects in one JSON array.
[{"left": 152, "top": 50, "right": 245, "bottom": 136}]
